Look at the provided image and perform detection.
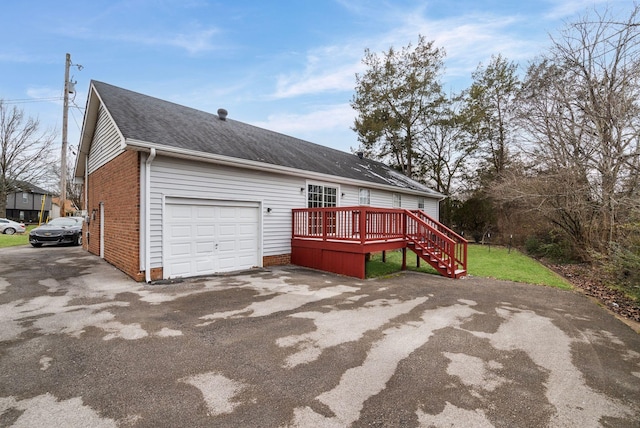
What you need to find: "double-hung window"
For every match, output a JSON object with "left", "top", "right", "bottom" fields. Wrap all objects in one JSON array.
[
  {"left": 359, "top": 188, "right": 370, "bottom": 205},
  {"left": 392, "top": 193, "right": 402, "bottom": 208}
]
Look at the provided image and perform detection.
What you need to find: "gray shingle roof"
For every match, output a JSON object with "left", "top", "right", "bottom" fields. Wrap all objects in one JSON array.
[{"left": 93, "top": 81, "right": 442, "bottom": 197}]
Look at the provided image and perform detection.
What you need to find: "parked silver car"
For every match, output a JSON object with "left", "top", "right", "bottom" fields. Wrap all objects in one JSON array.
[{"left": 0, "top": 218, "right": 26, "bottom": 235}]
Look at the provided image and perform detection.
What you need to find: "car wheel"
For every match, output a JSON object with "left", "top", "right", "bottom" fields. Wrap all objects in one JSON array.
[
  {"left": 4, "top": 228, "right": 16, "bottom": 235},
  {"left": 74, "top": 234, "right": 82, "bottom": 246},
  {"left": 31, "top": 243, "right": 43, "bottom": 247}
]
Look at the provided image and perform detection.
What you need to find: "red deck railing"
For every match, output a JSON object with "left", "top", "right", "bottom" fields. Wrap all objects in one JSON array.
[{"left": 292, "top": 207, "right": 467, "bottom": 278}]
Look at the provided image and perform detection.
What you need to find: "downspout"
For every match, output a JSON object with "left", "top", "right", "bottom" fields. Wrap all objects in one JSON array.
[
  {"left": 144, "top": 148, "right": 156, "bottom": 283},
  {"left": 84, "top": 154, "right": 89, "bottom": 244},
  {"left": 84, "top": 155, "right": 89, "bottom": 213}
]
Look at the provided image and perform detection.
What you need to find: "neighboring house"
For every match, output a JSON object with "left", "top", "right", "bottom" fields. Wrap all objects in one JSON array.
[
  {"left": 74, "top": 81, "right": 445, "bottom": 282},
  {"left": 50, "top": 197, "right": 80, "bottom": 219},
  {"left": 5, "top": 181, "right": 51, "bottom": 223}
]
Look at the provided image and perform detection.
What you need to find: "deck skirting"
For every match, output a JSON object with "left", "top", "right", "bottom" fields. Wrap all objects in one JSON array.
[{"left": 291, "top": 238, "right": 407, "bottom": 279}]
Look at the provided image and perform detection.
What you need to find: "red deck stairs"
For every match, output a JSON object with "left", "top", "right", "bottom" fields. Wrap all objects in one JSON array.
[{"left": 291, "top": 207, "right": 467, "bottom": 279}]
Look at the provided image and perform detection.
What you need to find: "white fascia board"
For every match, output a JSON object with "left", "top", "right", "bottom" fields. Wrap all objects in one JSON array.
[{"left": 125, "top": 138, "right": 443, "bottom": 199}]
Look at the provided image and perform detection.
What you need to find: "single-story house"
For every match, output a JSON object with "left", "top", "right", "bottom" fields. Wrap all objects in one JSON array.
[
  {"left": 5, "top": 181, "right": 52, "bottom": 223},
  {"left": 74, "top": 81, "right": 451, "bottom": 282}
]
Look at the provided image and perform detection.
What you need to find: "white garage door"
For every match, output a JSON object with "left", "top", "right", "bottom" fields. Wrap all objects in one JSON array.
[{"left": 164, "top": 201, "right": 260, "bottom": 279}]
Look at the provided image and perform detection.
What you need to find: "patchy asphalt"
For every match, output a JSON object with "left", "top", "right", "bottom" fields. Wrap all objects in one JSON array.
[{"left": 0, "top": 245, "right": 639, "bottom": 428}]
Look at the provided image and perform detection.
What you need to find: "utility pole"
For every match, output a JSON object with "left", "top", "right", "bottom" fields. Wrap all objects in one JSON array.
[
  {"left": 60, "top": 53, "right": 70, "bottom": 218},
  {"left": 60, "top": 53, "right": 82, "bottom": 217}
]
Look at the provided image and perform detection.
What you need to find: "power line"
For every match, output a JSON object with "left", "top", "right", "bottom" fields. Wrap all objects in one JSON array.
[{"left": 2, "top": 97, "right": 63, "bottom": 104}]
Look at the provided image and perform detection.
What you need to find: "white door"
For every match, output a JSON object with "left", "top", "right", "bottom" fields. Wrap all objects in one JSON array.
[{"left": 164, "top": 201, "right": 260, "bottom": 279}]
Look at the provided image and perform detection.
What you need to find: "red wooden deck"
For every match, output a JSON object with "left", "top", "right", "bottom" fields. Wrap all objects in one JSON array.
[{"left": 291, "top": 207, "right": 467, "bottom": 279}]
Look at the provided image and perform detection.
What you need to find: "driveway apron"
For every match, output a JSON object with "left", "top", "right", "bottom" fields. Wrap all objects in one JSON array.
[{"left": 0, "top": 246, "right": 639, "bottom": 427}]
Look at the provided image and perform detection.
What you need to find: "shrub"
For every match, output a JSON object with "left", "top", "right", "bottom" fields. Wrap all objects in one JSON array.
[{"left": 524, "top": 233, "right": 575, "bottom": 262}]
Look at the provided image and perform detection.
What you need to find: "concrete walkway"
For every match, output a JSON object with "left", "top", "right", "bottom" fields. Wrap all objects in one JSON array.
[{"left": 0, "top": 245, "right": 638, "bottom": 427}]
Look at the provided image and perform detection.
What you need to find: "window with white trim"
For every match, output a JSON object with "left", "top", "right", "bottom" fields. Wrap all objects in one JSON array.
[
  {"left": 22, "top": 193, "right": 28, "bottom": 203},
  {"left": 392, "top": 193, "right": 401, "bottom": 208},
  {"left": 358, "top": 188, "right": 370, "bottom": 205},
  {"left": 418, "top": 197, "right": 425, "bottom": 210},
  {"left": 308, "top": 184, "right": 337, "bottom": 208}
]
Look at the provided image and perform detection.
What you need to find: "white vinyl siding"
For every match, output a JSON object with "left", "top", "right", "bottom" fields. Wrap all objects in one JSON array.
[
  {"left": 146, "top": 156, "right": 442, "bottom": 269},
  {"left": 87, "top": 104, "right": 124, "bottom": 174}
]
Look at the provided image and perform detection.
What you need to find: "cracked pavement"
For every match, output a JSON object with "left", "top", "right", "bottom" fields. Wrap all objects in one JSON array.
[{"left": 0, "top": 245, "right": 639, "bottom": 427}]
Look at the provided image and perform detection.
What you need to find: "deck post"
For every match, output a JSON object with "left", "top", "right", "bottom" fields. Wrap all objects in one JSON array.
[
  {"left": 401, "top": 247, "right": 407, "bottom": 271},
  {"left": 416, "top": 254, "right": 420, "bottom": 268},
  {"left": 359, "top": 208, "right": 367, "bottom": 245},
  {"left": 322, "top": 209, "right": 327, "bottom": 241},
  {"left": 382, "top": 250, "right": 386, "bottom": 263}
]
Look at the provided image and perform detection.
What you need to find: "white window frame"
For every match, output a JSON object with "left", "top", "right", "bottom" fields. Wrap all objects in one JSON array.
[
  {"left": 393, "top": 193, "right": 402, "bottom": 208},
  {"left": 307, "top": 183, "right": 338, "bottom": 208},
  {"left": 418, "top": 197, "right": 425, "bottom": 210},
  {"left": 22, "top": 192, "right": 28, "bottom": 203},
  {"left": 358, "top": 188, "right": 370, "bottom": 206}
]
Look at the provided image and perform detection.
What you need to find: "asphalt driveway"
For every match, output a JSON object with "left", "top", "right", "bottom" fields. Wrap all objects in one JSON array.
[{"left": 0, "top": 245, "right": 639, "bottom": 427}]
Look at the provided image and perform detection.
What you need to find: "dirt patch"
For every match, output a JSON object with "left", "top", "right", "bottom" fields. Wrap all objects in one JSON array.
[{"left": 551, "top": 263, "right": 640, "bottom": 331}]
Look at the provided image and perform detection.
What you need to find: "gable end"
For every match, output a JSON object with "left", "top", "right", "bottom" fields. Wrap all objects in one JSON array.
[{"left": 88, "top": 104, "right": 125, "bottom": 174}]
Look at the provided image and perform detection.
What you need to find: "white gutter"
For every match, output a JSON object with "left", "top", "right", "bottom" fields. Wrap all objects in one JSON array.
[{"left": 144, "top": 148, "right": 156, "bottom": 283}]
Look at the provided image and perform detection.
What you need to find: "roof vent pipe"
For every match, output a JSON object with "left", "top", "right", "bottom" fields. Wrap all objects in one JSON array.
[
  {"left": 217, "top": 108, "right": 228, "bottom": 121},
  {"left": 356, "top": 151, "right": 364, "bottom": 159}
]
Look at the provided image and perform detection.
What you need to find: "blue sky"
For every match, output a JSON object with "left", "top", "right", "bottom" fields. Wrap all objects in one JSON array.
[{"left": 0, "top": 0, "right": 633, "bottom": 161}]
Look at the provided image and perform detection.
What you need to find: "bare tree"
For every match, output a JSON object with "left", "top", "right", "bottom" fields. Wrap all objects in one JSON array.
[
  {"left": 0, "top": 100, "right": 57, "bottom": 217},
  {"left": 504, "top": 5, "right": 640, "bottom": 253}
]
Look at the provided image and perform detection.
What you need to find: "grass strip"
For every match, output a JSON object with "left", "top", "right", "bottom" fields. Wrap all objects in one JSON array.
[{"left": 367, "top": 244, "right": 572, "bottom": 289}]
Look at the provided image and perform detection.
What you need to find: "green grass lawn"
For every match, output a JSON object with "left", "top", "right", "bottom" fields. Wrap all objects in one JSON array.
[
  {"left": 366, "top": 244, "right": 572, "bottom": 289},
  {"left": 0, "top": 225, "right": 35, "bottom": 249}
]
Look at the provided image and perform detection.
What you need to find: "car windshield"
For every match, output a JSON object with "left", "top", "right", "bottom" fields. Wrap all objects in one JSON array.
[{"left": 47, "top": 218, "right": 81, "bottom": 227}]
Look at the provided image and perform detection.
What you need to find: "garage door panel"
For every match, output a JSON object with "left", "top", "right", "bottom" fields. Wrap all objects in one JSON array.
[
  {"left": 238, "top": 223, "right": 255, "bottom": 235},
  {"left": 195, "top": 205, "right": 216, "bottom": 219},
  {"left": 170, "top": 261, "right": 192, "bottom": 277},
  {"left": 238, "top": 239, "right": 255, "bottom": 250},
  {"left": 169, "top": 224, "right": 191, "bottom": 238},
  {"left": 170, "top": 205, "right": 193, "bottom": 219},
  {"left": 238, "top": 254, "right": 257, "bottom": 265},
  {"left": 168, "top": 242, "right": 191, "bottom": 257},
  {"left": 165, "top": 201, "right": 259, "bottom": 279},
  {"left": 196, "top": 224, "right": 216, "bottom": 237},
  {"left": 219, "top": 207, "right": 237, "bottom": 219},
  {"left": 195, "top": 241, "right": 215, "bottom": 255},
  {"left": 219, "top": 225, "right": 237, "bottom": 236},
  {"left": 239, "top": 209, "right": 258, "bottom": 221},
  {"left": 195, "top": 258, "right": 214, "bottom": 274}
]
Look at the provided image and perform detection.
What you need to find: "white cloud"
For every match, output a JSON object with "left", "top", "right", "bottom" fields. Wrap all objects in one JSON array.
[
  {"left": 542, "top": 0, "right": 614, "bottom": 20},
  {"left": 272, "top": 45, "right": 365, "bottom": 99},
  {"left": 269, "top": 6, "right": 546, "bottom": 100},
  {"left": 114, "top": 27, "right": 220, "bottom": 55},
  {"left": 251, "top": 103, "right": 355, "bottom": 135}
]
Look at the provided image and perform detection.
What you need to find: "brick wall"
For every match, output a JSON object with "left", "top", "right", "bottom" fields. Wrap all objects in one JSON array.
[
  {"left": 263, "top": 253, "right": 291, "bottom": 267},
  {"left": 84, "top": 150, "right": 144, "bottom": 281}
]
